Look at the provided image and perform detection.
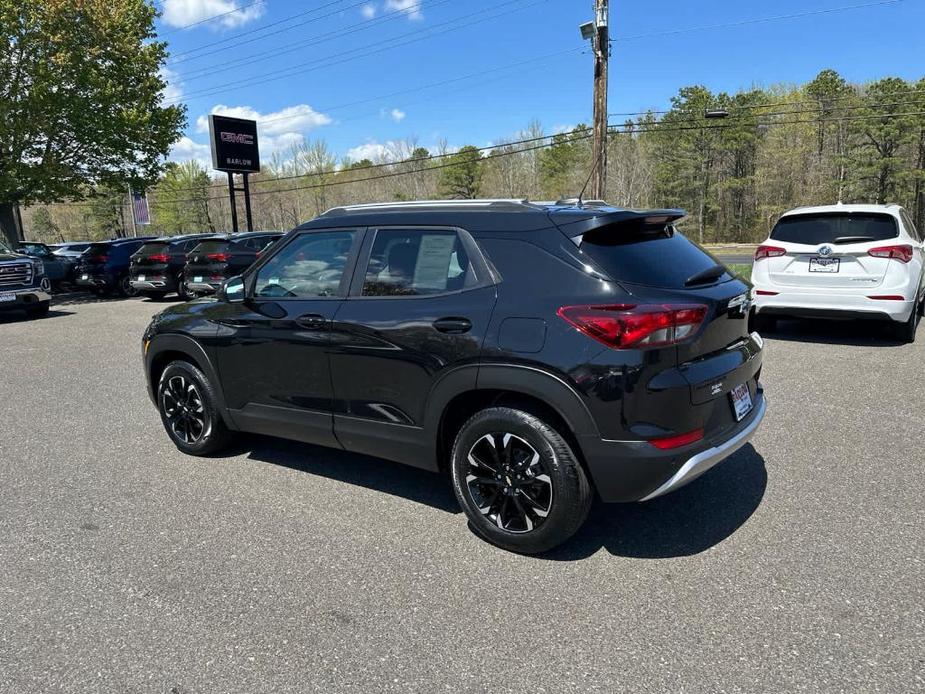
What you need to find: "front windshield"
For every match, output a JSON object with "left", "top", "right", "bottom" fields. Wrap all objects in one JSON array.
[{"left": 0, "top": 238, "right": 12, "bottom": 254}]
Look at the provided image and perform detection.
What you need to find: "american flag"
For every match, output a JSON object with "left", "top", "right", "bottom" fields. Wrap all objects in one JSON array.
[{"left": 131, "top": 191, "right": 150, "bottom": 226}]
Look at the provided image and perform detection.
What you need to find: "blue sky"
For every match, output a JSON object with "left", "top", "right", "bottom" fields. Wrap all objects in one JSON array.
[{"left": 157, "top": 0, "right": 925, "bottom": 168}]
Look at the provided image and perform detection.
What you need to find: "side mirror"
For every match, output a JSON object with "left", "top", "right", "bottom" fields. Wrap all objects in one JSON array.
[{"left": 220, "top": 276, "right": 246, "bottom": 303}]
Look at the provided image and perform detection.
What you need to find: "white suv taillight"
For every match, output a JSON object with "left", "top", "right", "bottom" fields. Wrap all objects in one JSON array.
[
  {"left": 868, "top": 245, "right": 913, "bottom": 263},
  {"left": 557, "top": 304, "right": 708, "bottom": 349},
  {"left": 755, "top": 245, "right": 786, "bottom": 261}
]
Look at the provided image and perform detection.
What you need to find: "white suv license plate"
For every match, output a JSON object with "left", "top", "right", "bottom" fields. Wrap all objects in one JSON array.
[
  {"left": 137, "top": 275, "right": 146, "bottom": 282},
  {"left": 809, "top": 257, "right": 840, "bottom": 273},
  {"left": 0, "top": 293, "right": 15, "bottom": 303},
  {"left": 730, "top": 383, "right": 754, "bottom": 422},
  {"left": 194, "top": 276, "right": 203, "bottom": 283}
]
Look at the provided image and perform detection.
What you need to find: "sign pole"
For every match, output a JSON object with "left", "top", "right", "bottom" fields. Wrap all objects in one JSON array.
[
  {"left": 242, "top": 173, "right": 254, "bottom": 232},
  {"left": 209, "top": 114, "right": 260, "bottom": 234},
  {"left": 227, "top": 171, "right": 239, "bottom": 234}
]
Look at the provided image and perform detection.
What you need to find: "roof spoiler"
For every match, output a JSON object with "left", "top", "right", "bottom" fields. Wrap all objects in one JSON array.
[{"left": 556, "top": 208, "right": 687, "bottom": 238}]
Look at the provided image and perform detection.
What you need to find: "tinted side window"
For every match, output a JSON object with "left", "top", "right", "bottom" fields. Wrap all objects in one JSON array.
[
  {"left": 362, "top": 229, "right": 473, "bottom": 297},
  {"left": 254, "top": 230, "right": 357, "bottom": 298}
]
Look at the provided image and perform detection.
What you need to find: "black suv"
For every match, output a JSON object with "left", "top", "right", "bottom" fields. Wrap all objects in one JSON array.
[
  {"left": 142, "top": 200, "right": 766, "bottom": 553},
  {"left": 0, "top": 237, "right": 52, "bottom": 318},
  {"left": 129, "top": 234, "right": 216, "bottom": 300},
  {"left": 76, "top": 237, "right": 156, "bottom": 296},
  {"left": 183, "top": 232, "right": 282, "bottom": 297}
]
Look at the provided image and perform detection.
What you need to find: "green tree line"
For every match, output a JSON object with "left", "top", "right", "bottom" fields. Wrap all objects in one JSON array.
[{"left": 24, "top": 69, "right": 925, "bottom": 244}]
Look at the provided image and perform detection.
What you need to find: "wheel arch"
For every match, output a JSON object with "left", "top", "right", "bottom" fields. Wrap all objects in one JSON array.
[
  {"left": 426, "top": 364, "right": 600, "bottom": 475},
  {"left": 146, "top": 334, "right": 231, "bottom": 421}
]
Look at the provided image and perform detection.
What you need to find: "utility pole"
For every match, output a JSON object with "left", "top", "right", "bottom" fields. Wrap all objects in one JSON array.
[{"left": 590, "top": 0, "right": 609, "bottom": 200}]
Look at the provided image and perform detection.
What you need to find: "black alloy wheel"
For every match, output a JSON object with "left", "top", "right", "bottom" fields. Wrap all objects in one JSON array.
[
  {"left": 157, "top": 361, "right": 234, "bottom": 455},
  {"left": 451, "top": 407, "right": 592, "bottom": 554},
  {"left": 162, "top": 374, "right": 209, "bottom": 445},
  {"left": 465, "top": 433, "right": 553, "bottom": 533},
  {"left": 119, "top": 274, "right": 139, "bottom": 297}
]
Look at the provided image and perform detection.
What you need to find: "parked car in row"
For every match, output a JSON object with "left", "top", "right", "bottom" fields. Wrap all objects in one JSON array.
[
  {"left": 50, "top": 241, "right": 90, "bottom": 255},
  {"left": 0, "top": 237, "right": 51, "bottom": 318},
  {"left": 128, "top": 234, "right": 216, "bottom": 300},
  {"left": 75, "top": 237, "right": 156, "bottom": 296},
  {"left": 183, "top": 231, "right": 282, "bottom": 297},
  {"left": 16, "top": 242, "right": 75, "bottom": 291},
  {"left": 752, "top": 203, "right": 925, "bottom": 342},
  {"left": 143, "top": 199, "right": 766, "bottom": 553}
]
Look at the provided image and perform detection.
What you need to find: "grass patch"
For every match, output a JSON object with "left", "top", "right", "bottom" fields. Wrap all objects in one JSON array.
[{"left": 726, "top": 263, "right": 752, "bottom": 281}]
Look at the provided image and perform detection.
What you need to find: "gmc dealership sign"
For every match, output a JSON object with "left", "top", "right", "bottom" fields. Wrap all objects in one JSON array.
[{"left": 208, "top": 114, "right": 260, "bottom": 173}]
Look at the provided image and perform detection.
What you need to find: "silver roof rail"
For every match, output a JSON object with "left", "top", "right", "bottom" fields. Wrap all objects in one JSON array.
[{"left": 320, "top": 199, "right": 540, "bottom": 216}]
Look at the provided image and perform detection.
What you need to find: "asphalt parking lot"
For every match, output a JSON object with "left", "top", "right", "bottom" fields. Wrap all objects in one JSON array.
[{"left": 1, "top": 295, "right": 922, "bottom": 693}]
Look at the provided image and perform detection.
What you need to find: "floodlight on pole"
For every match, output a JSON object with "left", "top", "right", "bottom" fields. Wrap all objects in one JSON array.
[{"left": 579, "top": 21, "right": 595, "bottom": 41}]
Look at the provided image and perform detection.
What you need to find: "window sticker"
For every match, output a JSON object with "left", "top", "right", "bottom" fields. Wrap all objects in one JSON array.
[{"left": 413, "top": 234, "right": 456, "bottom": 290}]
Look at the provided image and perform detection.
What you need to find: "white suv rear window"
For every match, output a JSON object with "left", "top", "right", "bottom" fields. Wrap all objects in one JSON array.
[{"left": 771, "top": 213, "right": 898, "bottom": 245}]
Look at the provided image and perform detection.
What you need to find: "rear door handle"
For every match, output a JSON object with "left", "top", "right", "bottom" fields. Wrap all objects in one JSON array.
[
  {"left": 433, "top": 317, "right": 472, "bottom": 334},
  {"left": 296, "top": 313, "right": 328, "bottom": 330}
]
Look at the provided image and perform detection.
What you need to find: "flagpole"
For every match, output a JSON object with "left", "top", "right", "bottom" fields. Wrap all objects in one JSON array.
[{"left": 127, "top": 186, "right": 137, "bottom": 237}]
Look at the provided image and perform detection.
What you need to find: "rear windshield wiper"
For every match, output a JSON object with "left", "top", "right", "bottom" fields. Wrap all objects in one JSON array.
[
  {"left": 833, "top": 236, "right": 876, "bottom": 244},
  {"left": 684, "top": 265, "right": 727, "bottom": 287}
]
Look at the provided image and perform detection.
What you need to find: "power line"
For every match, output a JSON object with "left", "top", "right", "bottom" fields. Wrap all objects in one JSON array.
[
  {"left": 609, "top": 89, "right": 925, "bottom": 119},
  {"left": 160, "top": 0, "right": 267, "bottom": 35},
  {"left": 169, "top": 0, "right": 356, "bottom": 61},
  {"left": 165, "top": 0, "right": 549, "bottom": 104},
  {"left": 178, "top": 0, "right": 454, "bottom": 80}
]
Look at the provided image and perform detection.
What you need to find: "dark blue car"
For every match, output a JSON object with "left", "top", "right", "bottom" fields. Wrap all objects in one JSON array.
[{"left": 75, "top": 237, "right": 156, "bottom": 296}]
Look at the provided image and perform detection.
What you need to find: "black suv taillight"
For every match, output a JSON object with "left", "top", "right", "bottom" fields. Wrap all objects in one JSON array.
[{"left": 557, "top": 304, "right": 708, "bottom": 349}]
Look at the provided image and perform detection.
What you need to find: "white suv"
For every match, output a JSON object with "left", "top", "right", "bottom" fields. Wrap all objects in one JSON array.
[{"left": 751, "top": 204, "right": 925, "bottom": 342}]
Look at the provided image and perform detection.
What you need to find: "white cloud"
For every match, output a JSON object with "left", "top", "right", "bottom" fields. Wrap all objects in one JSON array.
[
  {"left": 162, "top": 0, "right": 266, "bottom": 30},
  {"left": 385, "top": 0, "right": 424, "bottom": 21},
  {"left": 160, "top": 66, "right": 183, "bottom": 103},
  {"left": 169, "top": 136, "right": 213, "bottom": 168},
  {"left": 195, "top": 104, "right": 332, "bottom": 136},
  {"left": 380, "top": 108, "right": 406, "bottom": 123},
  {"left": 361, "top": 3, "right": 376, "bottom": 18},
  {"left": 345, "top": 142, "right": 393, "bottom": 163}
]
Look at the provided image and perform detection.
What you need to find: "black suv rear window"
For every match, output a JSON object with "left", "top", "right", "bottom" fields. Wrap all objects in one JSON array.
[
  {"left": 85, "top": 244, "right": 110, "bottom": 256},
  {"left": 137, "top": 242, "right": 168, "bottom": 255},
  {"left": 575, "top": 226, "right": 725, "bottom": 289},
  {"left": 189, "top": 240, "right": 229, "bottom": 255},
  {"left": 770, "top": 213, "right": 898, "bottom": 245}
]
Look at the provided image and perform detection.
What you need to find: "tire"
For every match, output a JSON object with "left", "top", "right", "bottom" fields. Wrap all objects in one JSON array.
[
  {"left": 26, "top": 301, "right": 50, "bottom": 319},
  {"left": 894, "top": 304, "right": 920, "bottom": 343},
  {"left": 450, "top": 407, "right": 592, "bottom": 554},
  {"left": 157, "top": 361, "right": 234, "bottom": 456},
  {"left": 751, "top": 313, "right": 777, "bottom": 333},
  {"left": 118, "top": 274, "right": 139, "bottom": 298},
  {"left": 177, "top": 280, "right": 193, "bottom": 301}
]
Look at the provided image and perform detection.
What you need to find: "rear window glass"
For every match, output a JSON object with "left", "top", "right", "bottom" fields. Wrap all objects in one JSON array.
[
  {"left": 575, "top": 226, "right": 725, "bottom": 289},
  {"left": 137, "top": 242, "right": 168, "bottom": 255},
  {"left": 771, "top": 213, "right": 898, "bottom": 245},
  {"left": 85, "top": 244, "right": 110, "bottom": 256},
  {"left": 189, "top": 240, "right": 229, "bottom": 255}
]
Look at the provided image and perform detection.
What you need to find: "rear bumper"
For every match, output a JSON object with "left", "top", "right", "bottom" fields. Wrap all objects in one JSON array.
[
  {"left": 185, "top": 280, "right": 221, "bottom": 294},
  {"left": 0, "top": 287, "right": 52, "bottom": 312},
  {"left": 580, "top": 387, "right": 766, "bottom": 503},
  {"left": 640, "top": 393, "right": 767, "bottom": 500},
  {"left": 754, "top": 289, "right": 915, "bottom": 323},
  {"left": 131, "top": 277, "right": 176, "bottom": 293},
  {"left": 76, "top": 274, "right": 114, "bottom": 288}
]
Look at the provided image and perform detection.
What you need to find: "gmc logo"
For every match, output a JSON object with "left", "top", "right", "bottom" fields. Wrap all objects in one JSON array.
[{"left": 220, "top": 131, "right": 254, "bottom": 145}]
